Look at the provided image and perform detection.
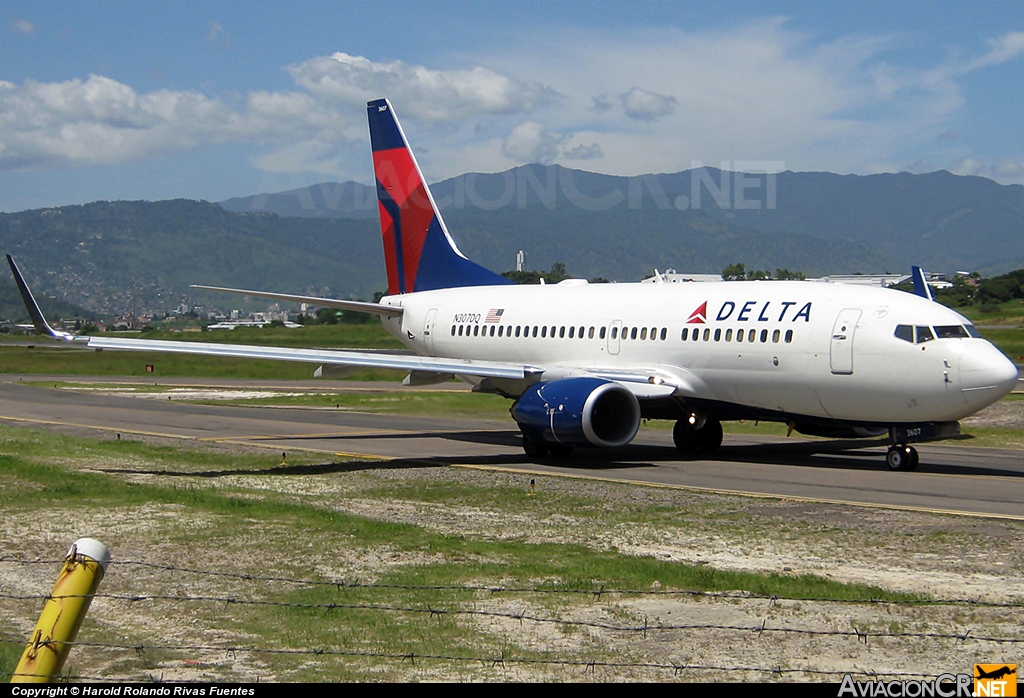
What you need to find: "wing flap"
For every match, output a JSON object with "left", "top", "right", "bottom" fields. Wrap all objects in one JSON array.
[{"left": 85, "top": 336, "right": 533, "bottom": 380}]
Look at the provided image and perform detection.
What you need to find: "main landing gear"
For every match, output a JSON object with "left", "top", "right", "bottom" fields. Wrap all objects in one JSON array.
[
  {"left": 886, "top": 444, "right": 919, "bottom": 471},
  {"left": 673, "top": 417, "right": 723, "bottom": 455},
  {"left": 521, "top": 434, "right": 573, "bottom": 459}
]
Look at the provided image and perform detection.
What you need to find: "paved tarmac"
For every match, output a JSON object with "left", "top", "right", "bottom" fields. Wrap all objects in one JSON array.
[{"left": 1, "top": 376, "right": 1022, "bottom": 519}]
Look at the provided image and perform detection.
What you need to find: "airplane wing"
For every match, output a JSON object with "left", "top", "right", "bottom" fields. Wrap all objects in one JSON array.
[
  {"left": 5, "top": 254, "right": 535, "bottom": 381},
  {"left": 5, "top": 254, "right": 677, "bottom": 394},
  {"left": 189, "top": 284, "right": 404, "bottom": 317},
  {"left": 84, "top": 335, "right": 536, "bottom": 380}
]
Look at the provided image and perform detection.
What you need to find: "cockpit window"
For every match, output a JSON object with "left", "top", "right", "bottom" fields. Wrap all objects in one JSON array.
[
  {"left": 964, "top": 324, "right": 982, "bottom": 338},
  {"left": 914, "top": 326, "right": 934, "bottom": 343},
  {"left": 934, "top": 325, "right": 969, "bottom": 339},
  {"left": 894, "top": 325, "right": 913, "bottom": 343}
]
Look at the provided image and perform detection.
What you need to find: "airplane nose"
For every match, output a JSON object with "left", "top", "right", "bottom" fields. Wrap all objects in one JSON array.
[{"left": 960, "top": 341, "right": 1019, "bottom": 410}]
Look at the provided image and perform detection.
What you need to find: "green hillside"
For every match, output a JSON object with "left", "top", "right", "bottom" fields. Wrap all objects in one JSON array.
[{"left": 0, "top": 200, "right": 384, "bottom": 314}]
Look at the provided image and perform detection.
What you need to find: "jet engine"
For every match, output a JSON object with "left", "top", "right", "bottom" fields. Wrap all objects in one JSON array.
[{"left": 511, "top": 377, "right": 641, "bottom": 449}]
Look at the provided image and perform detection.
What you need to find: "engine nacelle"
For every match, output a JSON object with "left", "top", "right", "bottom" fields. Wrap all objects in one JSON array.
[{"left": 510, "top": 377, "right": 641, "bottom": 448}]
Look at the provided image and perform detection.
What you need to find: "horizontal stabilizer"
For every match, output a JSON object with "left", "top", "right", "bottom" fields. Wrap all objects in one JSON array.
[{"left": 190, "top": 284, "right": 404, "bottom": 317}]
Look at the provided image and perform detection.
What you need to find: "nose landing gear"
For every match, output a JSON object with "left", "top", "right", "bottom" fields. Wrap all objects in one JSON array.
[{"left": 886, "top": 444, "right": 919, "bottom": 471}]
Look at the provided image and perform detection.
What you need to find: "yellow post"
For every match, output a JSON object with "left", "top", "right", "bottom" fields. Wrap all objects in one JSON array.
[{"left": 11, "top": 538, "right": 110, "bottom": 683}]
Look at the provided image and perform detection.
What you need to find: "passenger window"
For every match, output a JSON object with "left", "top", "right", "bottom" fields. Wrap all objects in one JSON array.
[
  {"left": 473, "top": 325, "right": 479, "bottom": 336},
  {"left": 772, "top": 329, "right": 780, "bottom": 343},
  {"left": 579, "top": 326, "right": 585, "bottom": 338},
  {"left": 569, "top": 326, "right": 575, "bottom": 339},
  {"left": 599, "top": 327, "right": 606, "bottom": 339},
  {"left": 451, "top": 326, "right": 456, "bottom": 336},
  {"left": 611, "top": 327, "right": 618, "bottom": 339},
  {"left": 915, "top": 326, "right": 934, "bottom": 343},
  {"left": 490, "top": 325, "right": 496, "bottom": 337},
  {"left": 725, "top": 329, "right": 733, "bottom": 342},
  {"left": 550, "top": 326, "right": 556, "bottom": 337},
  {"left": 736, "top": 329, "right": 744, "bottom": 342},
  {"left": 631, "top": 327, "right": 638, "bottom": 340},
  {"left": 541, "top": 326, "right": 546, "bottom": 338},
  {"left": 760, "top": 329, "right": 768, "bottom": 343},
  {"left": 894, "top": 325, "right": 913, "bottom": 343},
  {"left": 681, "top": 328, "right": 688, "bottom": 341},
  {"left": 458, "top": 326, "right": 464, "bottom": 336},
  {"left": 748, "top": 330, "right": 755, "bottom": 342},
  {"left": 703, "top": 328, "right": 710, "bottom": 341},
  {"left": 532, "top": 326, "right": 538, "bottom": 338},
  {"left": 692, "top": 329, "right": 699, "bottom": 341},
  {"left": 660, "top": 328, "right": 667, "bottom": 341},
  {"left": 714, "top": 328, "right": 721, "bottom": 341},
  {"left": 559, "top": 326, "right": 566, "bottom": 338},
  {"left": 785, "top": 330, "right": 793, "bottom": 343},
  {"left": 640, "top": 327, "right": 648, "bottom": 340},
  {"left": 589, "top": 327, "right": 595, "bottom": 339}
]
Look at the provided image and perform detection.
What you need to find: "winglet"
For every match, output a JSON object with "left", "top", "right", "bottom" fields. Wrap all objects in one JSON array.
[
  {"left": 5, "top": 255, "right": 78, "bottom": 341},
  {"left": 911, "top": 266, "right": 934, "bottom": 301}
]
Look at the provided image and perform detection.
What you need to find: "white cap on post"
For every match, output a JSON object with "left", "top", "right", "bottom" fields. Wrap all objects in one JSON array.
[{"left": 69, "top": 538, "right": 111, "bottom": 572}]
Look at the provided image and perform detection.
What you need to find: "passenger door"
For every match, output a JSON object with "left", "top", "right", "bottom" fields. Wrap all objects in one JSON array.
[{"left": 829, "top": 308, "right": 862, "bottom": 374}]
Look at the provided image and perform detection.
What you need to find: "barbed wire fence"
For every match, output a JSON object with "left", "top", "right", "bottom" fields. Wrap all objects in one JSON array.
[{"left": 2, "top": 557, "right": 1021, "bottom": 682}]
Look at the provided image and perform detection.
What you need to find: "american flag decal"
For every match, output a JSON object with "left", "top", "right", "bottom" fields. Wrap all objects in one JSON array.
[{"left": 485, "top": 308, "right": 504, "bottom": 323}]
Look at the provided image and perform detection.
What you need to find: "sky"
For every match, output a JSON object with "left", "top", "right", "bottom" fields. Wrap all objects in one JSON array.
[{"left": 0, "top": 0, "right": 1022, "bottom": 211}]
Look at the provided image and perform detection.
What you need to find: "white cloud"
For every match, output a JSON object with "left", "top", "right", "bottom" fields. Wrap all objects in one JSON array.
[
  {"left": 0, "top": 75, "right": 346, "bottom": 171},
  {"left": 11, "top": 19, "right": 35, "bottom": 34},
  {"left": 2, "top": 28, "right": 1023, "bottom": 186},
  {"left": 287, "top": 52, "right": 551, "bottom": 121},
  {"left": 619, "top": 87, "right": 677, "bottom": 122},
  {"left": 563, "top": 142, "right": 604, "bottom": 160},
  {"left": 960, "top": 31, "right": 1024, "bottom": 72},
  {"left": 949, "top": 158, "right": 1024, "bottom": 184},
  {"left": 501, "top": 121, "right": 566, "bottom": 163}
]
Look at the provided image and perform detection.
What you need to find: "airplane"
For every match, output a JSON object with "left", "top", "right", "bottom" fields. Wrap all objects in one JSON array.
[{"left": 5, "top": 98, "right": 1019, "bottom": 471}]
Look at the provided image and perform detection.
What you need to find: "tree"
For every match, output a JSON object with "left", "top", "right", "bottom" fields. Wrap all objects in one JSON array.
[{"left": 722, "top": 263, "right": 746, "bottom": 281}]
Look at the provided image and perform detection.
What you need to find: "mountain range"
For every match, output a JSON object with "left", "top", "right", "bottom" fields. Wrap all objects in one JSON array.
[{"left": 2, "top": 165, "right": 1022, "bottom": 318}]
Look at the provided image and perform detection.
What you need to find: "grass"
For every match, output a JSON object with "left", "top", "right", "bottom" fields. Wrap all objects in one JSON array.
[
  {"left": 0, "top": 322, "right": 406, "bottom": 380},
  {"left": 0, "top": 344, "right": 404, "bottom": 381},
  {"left": 0, "top": 421, "right": 935, "bottom": 680},
  {"left": 200, "top": 390, "right": 513, "bottom": 419},
  {"left": 0, "top": 431, "right": 901, "bottom": 600},
  {"left": 957, "top": 299, "right": 1024, "bottom": 325}
]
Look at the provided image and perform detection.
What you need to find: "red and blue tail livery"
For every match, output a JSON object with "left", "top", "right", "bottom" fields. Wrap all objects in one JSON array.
[{"left": 367, "top": 98, "right": 509, "bottom": 295}]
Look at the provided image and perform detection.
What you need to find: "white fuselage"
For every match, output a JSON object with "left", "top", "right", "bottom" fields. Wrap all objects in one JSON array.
[{"left": 377, "top": 280, "right": 1017, "bottom": 426}]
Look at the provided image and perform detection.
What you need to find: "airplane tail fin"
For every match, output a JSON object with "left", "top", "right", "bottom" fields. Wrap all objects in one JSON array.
[
  {"left": 911, "top": 266, "right": 934, "bottom": 301},
  {"left": 367, "top": 98, "right": 509, "bottom": 295}
]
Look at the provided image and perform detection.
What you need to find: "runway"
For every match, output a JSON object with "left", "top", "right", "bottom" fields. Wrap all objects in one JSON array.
[{"left": 2, "top": 376, "right": 1023, "bottom": 519}]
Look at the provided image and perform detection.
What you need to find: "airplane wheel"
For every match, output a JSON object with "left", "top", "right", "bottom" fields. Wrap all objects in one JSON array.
[
  {"left": 696, "top": 419, "right": 723, "bottom": 453},
  {"left": 522, "top": 434, "right": 548, "bottom": 458},
  {"left": 547, "top": 443, "right": 574, "bottom": 458},
  {"left": 673, "top": 420, "right": 697, "bottom": 452},
  {"left": 886, "top": 445, "right": 917, "bottom": 471}
]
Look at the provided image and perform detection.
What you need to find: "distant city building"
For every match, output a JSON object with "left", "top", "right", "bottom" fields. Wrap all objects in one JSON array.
[
  {"left": 642, "top": 269, "right": 723, "bottom": 283},
  {"left": 207, "top": 320, "right": 301, "bottom": 330}
]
